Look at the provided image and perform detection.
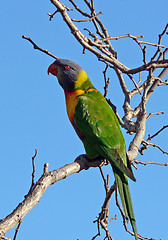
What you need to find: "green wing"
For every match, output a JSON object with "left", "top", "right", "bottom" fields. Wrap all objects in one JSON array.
[
  {"left": 74, "top": 90, "right": 135, "bottom": 181},
  {"left": 74, "top": 90, "right": 138, "bottom": 240}
]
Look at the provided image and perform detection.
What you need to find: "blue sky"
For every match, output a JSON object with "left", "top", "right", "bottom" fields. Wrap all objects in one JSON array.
[{"left": 1, "top": 0, "right": 168, "bottom": 240}]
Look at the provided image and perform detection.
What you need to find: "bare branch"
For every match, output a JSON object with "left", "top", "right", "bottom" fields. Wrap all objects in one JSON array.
[
  {"left": 72, "top": 11, "right": 103, "bottom": 22},
  {"left": 133, "top": 159, "right": 168, "bottom": 166},
  {"left": 142, "top": 46, "right": 147, "bottom": 65},
  {"left": 48, "top": 10, "right": 58, "bottom": 21},
  {"left": 157, "top": 79, "right": 168, "bottom": 86},
  {"left": 26, "top": 149, "right": 38, "bottom": 197},
  {"left": 0, "top": 155, "right": 106, "bottom": 236},
  {"left": 115, "top": 189, "right": 149, "bottom": 240},
  {"left": 139, "top": 41, "right": 164, "bottom": 48},
  {"left": 127, "top": 74, "right": 142, "bottom": 95},
  {"left": 20, "top": 1, "right": 168, "bottom": 239},
  {"left": 23, "top": 4, "right": 168, "bottom": 76},
  {"left": 22, "top": 35, "right": 58, "bottom": 59},
  {"left": 0, "top": 236, "right": 11, "bottom": 240},
  {"left": 147, "top": 125, "right": 168, "bottom": 141},
  {"left": 99, "top": 166, "right": 110, "bottom": 193},
  {"left": 100, "top": 34, "right": 144, "bottom": 42},
  {"left": 147, "top": 67, "right": 168, "bottom": 100},
  {"left": 126, "top": 59, "right": 168, "bottom": 74},
  {"left": 31, "top": 149, "right": 37, "bottom": 188},
  {"left": 93, "top": 174, "right": 116, "bottom": 240},
  {"left": 133, "top": 68, "right": 168, "bottom": 118},
  {"left": 50, "top": 0, "right": 131, "bottom": 72},
  {"left": 13, "top": 220, "right": 22, "bottom": 240},
  {"left": 69, "top": 0, "right": 91, "bottom": 17},
  {"left": 139, "top": 126, "right": 168, "bottom": 155},
  {"left": 151, "top": 23, "right": 168, "bottom": 61},
  {"left": 147, "top": 111, "right": 164, "bottom": 120},
  {"left": 103, "top": 64, "right": 110, "bottom": 97},
  {"left": 100, "top": 34, "right": 164, "bottom": 48},
  {"left": 127, "top": 78, "right": 150, "bottom": 160},
  {"left": 43, "top": 162, "right": 49, "bottom": 174},
  {"left": 147, "top": 142, "right": 168, "bottom": 155}
]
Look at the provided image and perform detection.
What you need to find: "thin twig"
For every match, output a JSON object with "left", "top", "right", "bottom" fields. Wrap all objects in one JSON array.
[
  {"left": 84, "top": 28, "right": 99, "bottom": 41},
  {"left": 142, "top": 46, "right": 147, "bottom": 64},
  {"left": 92, "top": 168, "right": 117, "bottom": 240},
  {"left": 148, "top": 142, "right": 168, "bottom": 155},
  {"left": 147, "top": 111, "right": 164, "bottom": 120},
  {"left": 100, "top": 34, "right": 143, "bottom": 42},
  {"left": 13, "top": 220, "right": 22, "bottom": 240},
  {"left": 108, "top": 215, "right": 117, "bottom": 223},
  {"left": 115, "top": 188, "right": 127, "bottom": 221},
  {"left": 48, "top": 10, "right": 58, "bottom": 21},
  {"left": 31, "top": 149, "right": 37, "bottom": 187},
  {"left": 72, "top": 11, "right": 103, "bottom": 22},
  {"left": 99, "top": 166, "right": 109, "bottom": 193},
  {"left": 126, "top": 59, "right": 168, "bottom": 74},
  {"left": 115, "top": 189, "right": 148, "bottom": 240},
  {"left": 157, "top": 79, "right": 168, "bottom": 86},
  {"left": 139, "top": 126, "right": 168, "bottom": 155},
  {"left": 22, "top": 35, "right": 58, "bottom": 59},
  {"left": 133, "top": 68, "right": 168, "bottom": 117},
  {"left": 139, "top": 41, "right": 164, "bottom": 48},
  {"left": 147, "top": 125, "right": 168, "bottom": 141},
  {"left": 69, "top": 0, "right": 91, "bottom": 17},
  {"left": 93, "top": 178, "right": 116, "bottom": 240},
  {"left": 133, "top": 159, "right": 168, "bottom": 166},
  {"left": 103, "top": 64, "right": 110, "bottom": 97},
  {"left": 151, "top": 23, "right": 168, "bottom": 61},
  {"left": 138, "top": 72, "right": 142, "bottom": 85},
  {"left": 101, "top": 34, "right": 164, "bottom": 48},
  {"left": 128, "top": 74, "right": 142, "bottom": 95},
  {"left": 26, "top": 149, "right": 38, "bottom": 196}
]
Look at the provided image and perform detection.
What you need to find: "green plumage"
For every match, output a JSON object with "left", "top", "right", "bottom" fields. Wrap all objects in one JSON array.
[
  {"left": 74, "top": 90, "right": 138, "bottom": 240},
  {"left": 48, "top": 59, "right": 138, "bottom": 240},
  {"left": 74, "top": 90, "right": 134, "bottom": 179}
]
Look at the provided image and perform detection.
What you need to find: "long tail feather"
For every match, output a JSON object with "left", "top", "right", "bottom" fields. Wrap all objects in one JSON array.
[{"left": 113, "top": 166, "right": 138, "bottom": 240}]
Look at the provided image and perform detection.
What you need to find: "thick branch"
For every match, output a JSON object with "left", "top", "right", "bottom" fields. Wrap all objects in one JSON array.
[
  {"left": 0, "top": 156, "right": 105, "bottom": 236},
  {"left": 50, "top": 0, "right": 131, "bottom": 72},
  {"left": 126, "top": 59, "right": 168, "bottom": 74},
  {"left": 50, "top": 0, "right": 168, "bottom": 75},
  {"left": 127, "top": 80, "right": 149, "bottom": 160}
]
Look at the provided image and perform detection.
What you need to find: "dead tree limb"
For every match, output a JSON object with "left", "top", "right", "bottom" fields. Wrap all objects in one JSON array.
[{"left": 0, "top": 156, "right": 106, "bottom": 237}]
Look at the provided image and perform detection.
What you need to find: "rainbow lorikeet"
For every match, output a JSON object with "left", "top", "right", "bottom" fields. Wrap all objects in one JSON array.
[{"left": 48, "top": 59, "right": 138, "bottom": 240}]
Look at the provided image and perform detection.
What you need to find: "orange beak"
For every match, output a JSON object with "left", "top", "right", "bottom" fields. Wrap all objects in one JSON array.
[{"left": 47, "top": 63, "right": 58, "bottom": 76}]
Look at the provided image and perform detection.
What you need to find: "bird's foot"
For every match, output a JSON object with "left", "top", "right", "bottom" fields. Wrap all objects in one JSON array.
[{"left": 75, "top": 154, "right": 108, "bottom": 170}]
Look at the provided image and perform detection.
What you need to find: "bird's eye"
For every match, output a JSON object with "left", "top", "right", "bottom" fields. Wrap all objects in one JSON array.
[{"left": 64, "top": 65, "right": 70, "bottom": 70}]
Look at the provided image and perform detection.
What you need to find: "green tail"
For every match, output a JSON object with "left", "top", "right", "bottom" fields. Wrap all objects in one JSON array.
[{"left": 113, "top": 166, "right": 138, "bottom": 240}]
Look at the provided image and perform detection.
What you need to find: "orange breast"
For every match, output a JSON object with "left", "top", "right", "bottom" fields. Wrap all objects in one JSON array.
[{"left": 65, "top": 90, "right": 84, "bottom": 124}]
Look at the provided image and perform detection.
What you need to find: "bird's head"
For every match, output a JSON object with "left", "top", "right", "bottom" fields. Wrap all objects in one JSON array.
[{"left": 48, "top": 59, "right": 94, "bottom": 92}]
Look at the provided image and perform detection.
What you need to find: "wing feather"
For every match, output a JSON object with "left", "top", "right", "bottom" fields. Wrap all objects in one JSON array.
[{"left": 74, "top": 90, "right": 135, "bottom": 181}]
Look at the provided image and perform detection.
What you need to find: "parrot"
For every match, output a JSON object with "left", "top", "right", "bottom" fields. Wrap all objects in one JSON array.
[{"left": 48, "top": 58, "right": 138, "bottom": 240}]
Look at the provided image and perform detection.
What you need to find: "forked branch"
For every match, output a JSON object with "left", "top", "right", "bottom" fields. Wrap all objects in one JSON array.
[{"left": 0, "top": 155, "right": 106, "bottom": 237}]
